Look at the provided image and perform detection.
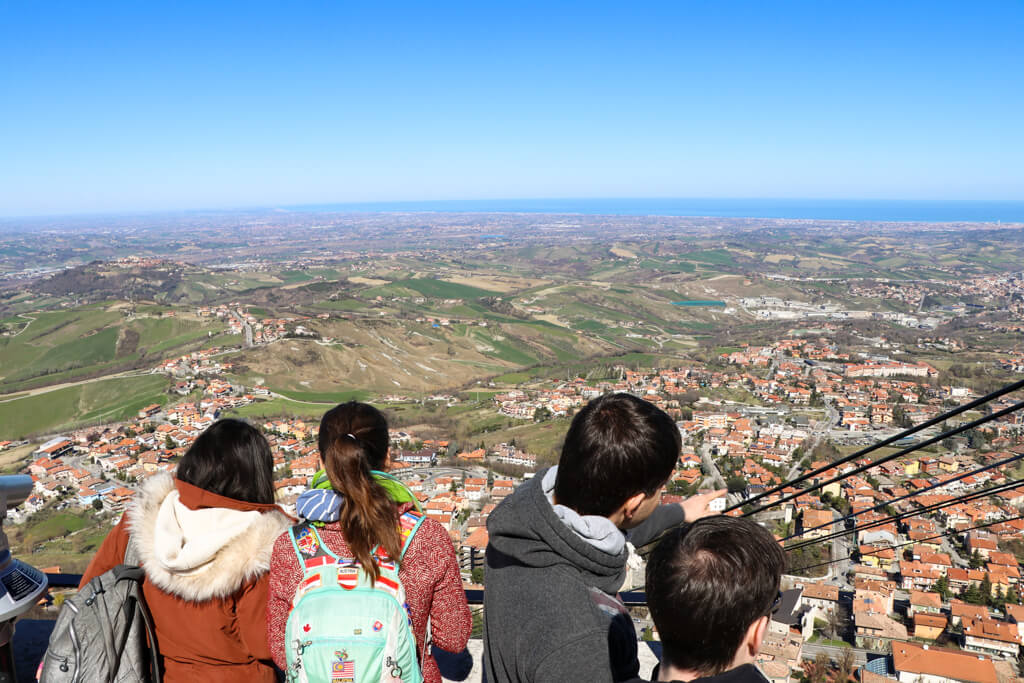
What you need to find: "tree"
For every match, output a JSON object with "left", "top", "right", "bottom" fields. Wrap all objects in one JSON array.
[
  {"left": 827, "top": 605, "right": 848, "bottom": 640},
  {"left": 978, "top": 574, "right": 992, "bottom": 605},
  {"left": 726, "top": 476, "right": 748, "bottom": 494},
  {"left": 91, "top": 498, "right": 104, "bottom": 511},
  {"left": 470, "top": 567, "right": 485, "bottom": 585},
  {"left": 836, "top": 647, "right": 855, "bottom": 683},
  {"left": 969, "top": 550, "right": 984, "bottom": 569},
  {"left": 532, "top": 406, "right": 552, "bottom": 422},
  {"left": 933, "top": 574, "right": 951, "bottom": 600},
  {"left": 802, "top": 653, "right": 830, "bottom": 683},
  {"left": 165, "top": 435, "right": 175, "bottom": 450}
]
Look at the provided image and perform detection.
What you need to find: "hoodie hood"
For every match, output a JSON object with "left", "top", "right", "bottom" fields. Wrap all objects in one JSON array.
[
  {"left": 541, "top": 466, "right": 625, "bottom": 556},
  {"left": 128, "top": 472, "right": 292, "bottom": 601},
  {"left": 486, "top": 467, "right": 628, "bottom": 594},
  {"left": 297, "top": 468, "right": 423, "bottom": 522}
]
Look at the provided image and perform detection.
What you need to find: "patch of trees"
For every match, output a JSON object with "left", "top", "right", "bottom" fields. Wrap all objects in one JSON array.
[{"left": 35, "top": 263, "right": 185, "bottom": 302}]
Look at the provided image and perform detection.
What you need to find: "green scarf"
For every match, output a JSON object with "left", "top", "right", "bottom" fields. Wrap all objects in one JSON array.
[{"left": 310, "top": 468, "right": 424, "bottom": 513}]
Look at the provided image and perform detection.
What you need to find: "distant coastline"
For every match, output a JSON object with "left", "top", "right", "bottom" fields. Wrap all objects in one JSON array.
[
  {"left": 292, "top": 198, "right": 1024, "bottom": 223},
  {"left": 6, "top": 198, "right": 1024, "bottom": 226}
]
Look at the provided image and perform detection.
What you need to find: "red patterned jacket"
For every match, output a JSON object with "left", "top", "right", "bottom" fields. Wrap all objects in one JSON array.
[{"left": 265, "top": 503, "right": 472, "bottom": 683}]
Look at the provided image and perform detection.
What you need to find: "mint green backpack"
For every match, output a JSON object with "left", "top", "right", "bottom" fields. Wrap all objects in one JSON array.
[{"left": 284, "top": 510, "right": 426, "bottom": 683}]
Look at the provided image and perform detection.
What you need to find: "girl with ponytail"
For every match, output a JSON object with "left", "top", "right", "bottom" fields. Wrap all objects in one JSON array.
[{"left": 266, "top": 402, "right": 472, "bottom": 683}]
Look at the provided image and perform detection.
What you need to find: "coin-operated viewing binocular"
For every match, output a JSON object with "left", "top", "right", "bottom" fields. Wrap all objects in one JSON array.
[{"left": 0, "top": 475, "right": 49, "bottom": 677}]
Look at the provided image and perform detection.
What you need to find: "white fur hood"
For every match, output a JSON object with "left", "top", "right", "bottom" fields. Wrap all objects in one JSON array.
[{"left": 127, "top": 472, "right": 291, "bottom": 602}]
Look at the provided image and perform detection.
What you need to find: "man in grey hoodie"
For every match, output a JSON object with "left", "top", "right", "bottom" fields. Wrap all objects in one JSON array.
[{"left": 483, "top": 393, "right": 724, "bottom": 683}]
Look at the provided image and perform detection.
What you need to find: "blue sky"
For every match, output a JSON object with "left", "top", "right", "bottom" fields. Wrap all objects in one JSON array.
[{"left": 1, "top": 1, "right": 1022, "bottom": 215}]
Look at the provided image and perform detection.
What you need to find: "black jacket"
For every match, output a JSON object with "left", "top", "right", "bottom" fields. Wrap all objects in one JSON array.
[
  {"left": 654, "top": 663, "right": 771, "bottom": 683},
  {"left": 482, "top": 469, "right": 685, "bottom": 683}
]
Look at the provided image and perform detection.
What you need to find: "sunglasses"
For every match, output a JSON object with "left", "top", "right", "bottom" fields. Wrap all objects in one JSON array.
[{"left": 769, "top": 591, "right": 783, "bottom": 615}]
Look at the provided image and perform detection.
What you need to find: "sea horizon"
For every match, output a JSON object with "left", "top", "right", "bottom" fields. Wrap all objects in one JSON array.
[
  {"left": 5, "top": 197, "right": 1024, "bottom": 226},
  {"left": 291, "top": 197, "right": 1024, "bottom": 224}
]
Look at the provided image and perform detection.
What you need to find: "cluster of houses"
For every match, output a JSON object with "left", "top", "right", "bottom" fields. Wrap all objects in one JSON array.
[
  {"left": 762, "top": 577, "right": 1021, "bottom": 683},
  {"left": 493, "top": 366, "right": 753, "bottom": 422},
  {"left": 155, "top": 347, "right": 234, "bottom": 377}
]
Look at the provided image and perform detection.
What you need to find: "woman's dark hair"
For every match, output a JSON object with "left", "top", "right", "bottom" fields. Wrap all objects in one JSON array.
[
  {"left": 176, "top": 418, "right": 276, "bottom": 505},
  {"left": 555, "top": 393, "right": 680, "bottom": 516},
  {"left": 319, "top": 401, "right": 401, "bottom": 582}
]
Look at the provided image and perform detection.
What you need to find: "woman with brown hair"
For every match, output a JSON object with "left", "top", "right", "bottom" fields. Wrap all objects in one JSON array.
[{"left": 266, "top": 401, "right": 471, "bottom": 683}]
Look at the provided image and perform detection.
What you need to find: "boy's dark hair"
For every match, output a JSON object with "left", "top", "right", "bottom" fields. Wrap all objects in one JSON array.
[
  {"left": 646, "top": 517, "right": 786, "bottom": 677},
  {"left": 554, "top": 393, "right": 680, "bottom": 516},
  {"left": 176, "top": 418, "right": 276, "bottom": 504}
]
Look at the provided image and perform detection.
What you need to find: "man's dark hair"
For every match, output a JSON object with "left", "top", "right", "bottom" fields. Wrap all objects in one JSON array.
[
  {"left": 177, "top": 418, "right": 276, "bottom": 504},
  {"left": 554, "top": 393, "right": 680, "bottom": 516},
  {"left": 646, "top": 516, "right": 786, "bottom": 677}
]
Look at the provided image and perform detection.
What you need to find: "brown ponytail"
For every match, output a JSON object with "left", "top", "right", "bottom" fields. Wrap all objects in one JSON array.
[{"left": 319, "top": 403, "right": 402, "bottom": 583}]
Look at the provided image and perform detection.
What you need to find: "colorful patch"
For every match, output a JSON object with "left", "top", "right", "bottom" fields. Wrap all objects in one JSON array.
[
  {"left": 331, "top": 651, "right": 355, "bottom": 681},
  {"left": 373, "top": 620, "right": 383, "bottom": 632},
  {"left": 337, "top": 568, "right": 360, "bottom": 590},
  {"left": 399, "top": 511, "right": 420, "bottom": 531},
  {"left": 295, "top": 526, "right": 319, "bottom": 556},
  {"left": 398, "top": 512, "right": 421, "bottom": 545},
  {"left": 297, "top": 574, "right": 323, "bottom": 599},
  {"left": 304, "top": 555, "right": 334, "bottom": 570},
  {"left": 375, "top": 575, "right": 400, "bottom": 598}
]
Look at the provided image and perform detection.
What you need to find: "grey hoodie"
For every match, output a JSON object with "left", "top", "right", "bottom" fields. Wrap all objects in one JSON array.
[{"left": 483, "top": 467, "right": 685, "bottom": 683}]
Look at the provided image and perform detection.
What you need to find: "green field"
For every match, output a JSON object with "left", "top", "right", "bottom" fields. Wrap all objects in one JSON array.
[
  {"left": 492, "top": 371, "right": 533, "bottom": 384},
  {"left": 271, "top": 388, "right": 372, "bottom": 403},
  {"left": 468, "top": 329, "right": 538, "bottom": 365},
  {"left": 392, "top": 278, "right": 500, "bottom": 299},
  {"left": 0, "top": 306, "right": 232, "bottom": 392},
  {"left": 313, "top": 298, "right": 367, "bottom": 311},
  {"left": 225, "top": 397, "right": 335, "bottom": 420},
  {"left": 683, "top": 249, "right": 736, "bottom": 266},
  {"left": 10, "top": 511, "right": 111, "bottom": 573},
  {"left": 0, "top": 308, "right": 122, "bottom": 387},
  {"left": 0, "top": 374, "right": 170, "bottom": 440}
]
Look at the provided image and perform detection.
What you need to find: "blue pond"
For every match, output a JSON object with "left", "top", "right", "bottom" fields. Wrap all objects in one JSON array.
[{"left": 672, "top": 300, "right": 725, "bottom": 307}]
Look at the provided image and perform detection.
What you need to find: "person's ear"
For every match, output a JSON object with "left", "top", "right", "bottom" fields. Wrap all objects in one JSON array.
[
  {"left": 745, "top": 615, "right": 769, "bottom": 659},
  {"left": 621, "top": 491, "right": 648, "bottom": 522}
]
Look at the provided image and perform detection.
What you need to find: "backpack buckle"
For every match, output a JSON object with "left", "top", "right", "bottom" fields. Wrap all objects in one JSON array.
[{"left": 84, "top": 580, "right": 105, "bottom": 606}]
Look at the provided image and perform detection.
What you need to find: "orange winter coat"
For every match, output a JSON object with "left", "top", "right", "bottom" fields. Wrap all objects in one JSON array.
[{"left": 81, "top": 474, "right": 293, "bottom": 683}]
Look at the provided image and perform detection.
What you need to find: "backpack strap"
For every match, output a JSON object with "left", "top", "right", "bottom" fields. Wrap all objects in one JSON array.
[
  {"left": 289, "top": 521, "right": 339, "bottom": 566},
  {"left": 398, "top": 510, "right": 425, "bottom": 560},
  {"left": 117, "top": 535, "right": 162, "bottom": 680},
  {"left": 124, "top": 534, "right": 141, "bottom": 567},
  {"left": 367, "top": 510, "right": 425, "bottom": 563}
]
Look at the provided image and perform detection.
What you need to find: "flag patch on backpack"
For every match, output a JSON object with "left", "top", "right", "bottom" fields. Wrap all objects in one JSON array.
[{"left": 331, "top": 651, "right": 355, "bottom": 681}]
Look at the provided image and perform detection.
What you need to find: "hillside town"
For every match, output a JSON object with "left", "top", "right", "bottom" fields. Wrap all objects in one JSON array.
[{"left": 7, "top": 318, "right": 1024, "bottom": 683}]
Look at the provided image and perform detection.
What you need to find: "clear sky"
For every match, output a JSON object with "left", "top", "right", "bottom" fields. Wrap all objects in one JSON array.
[{"left": 1, "top": 1, "right": 1022, "bottom": 216}]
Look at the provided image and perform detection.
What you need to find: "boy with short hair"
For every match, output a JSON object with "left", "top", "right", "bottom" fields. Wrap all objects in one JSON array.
[
  {"left": 645, "top": 517, "right": 786, "bottom": 683},
  {"left": 483, "top": 393, "right": 723, "bottom": 682}
]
